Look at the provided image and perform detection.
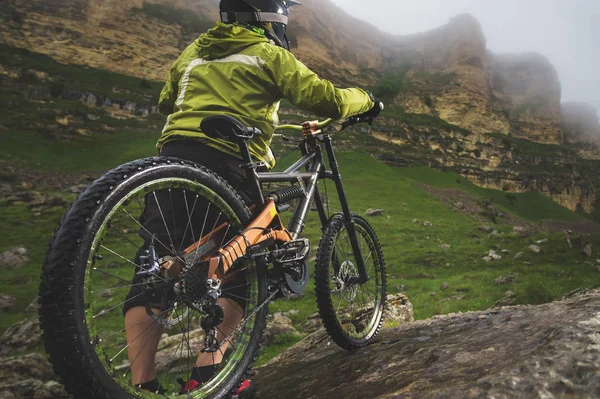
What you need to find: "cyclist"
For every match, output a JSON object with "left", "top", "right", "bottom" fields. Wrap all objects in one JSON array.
[{"left": 123, "top": 0, "right": 383, "bottom": 396}]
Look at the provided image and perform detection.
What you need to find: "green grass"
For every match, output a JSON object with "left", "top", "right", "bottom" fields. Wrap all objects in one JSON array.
[
  {"left": 1, "top": 145, "right": 598, "bottom": 368},
  {"left": 2, "top": 127, "right": 159, "bottom": 173},
  {"left": 256, "top": 151, "right": 598, "bottom": 343}
]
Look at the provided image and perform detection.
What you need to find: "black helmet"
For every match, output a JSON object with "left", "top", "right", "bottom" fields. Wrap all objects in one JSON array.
[{"left": 219, "top": 0, "right": 300, "bottom": 51}]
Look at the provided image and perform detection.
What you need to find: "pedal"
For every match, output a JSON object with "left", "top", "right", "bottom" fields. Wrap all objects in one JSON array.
[{"left": 277, "top": 239, "right": 310, "bottom": 264}]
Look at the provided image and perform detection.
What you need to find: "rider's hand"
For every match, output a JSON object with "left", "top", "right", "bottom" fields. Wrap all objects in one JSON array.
[{"left": 363, "top": 91, "right": 384, "bottom": 119}]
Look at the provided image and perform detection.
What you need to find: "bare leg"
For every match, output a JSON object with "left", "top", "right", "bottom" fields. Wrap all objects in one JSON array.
[
  {"left": 125, "top": 306, "right": 163, "bottom": 385},
  {"left": 196, "top": 298, "right": 244, "bottom": 367}
]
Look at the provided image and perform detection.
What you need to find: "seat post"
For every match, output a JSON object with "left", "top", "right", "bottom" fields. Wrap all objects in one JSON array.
[{"left": 237, "top": 139, "right": 265, "bottom": 207}]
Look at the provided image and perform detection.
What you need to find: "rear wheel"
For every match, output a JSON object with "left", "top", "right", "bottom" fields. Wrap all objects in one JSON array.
[
  {"left": 39, "top": 157, "right": 268, "bottom": 398},
  {"left": 315, "top": 214, "right": 387, "bottom": 349}
]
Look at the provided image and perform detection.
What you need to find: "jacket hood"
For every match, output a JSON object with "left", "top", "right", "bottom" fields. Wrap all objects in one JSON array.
[{"left": 195, "top": 22, "right": 270, "bottom": 59}]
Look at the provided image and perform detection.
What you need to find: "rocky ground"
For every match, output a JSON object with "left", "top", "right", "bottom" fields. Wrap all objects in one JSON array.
[{"left": 254, "top": 289, "right": 600, "bottom": 398}]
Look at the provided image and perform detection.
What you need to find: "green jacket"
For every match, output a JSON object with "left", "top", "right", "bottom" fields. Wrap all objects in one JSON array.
[{"left": 158, "top": 22, "right": 374, "bottom": 169}]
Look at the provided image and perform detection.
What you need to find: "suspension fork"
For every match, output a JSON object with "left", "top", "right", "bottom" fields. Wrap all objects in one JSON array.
[{"left": 322, "top": 136, "right": 369, "bottom": 284}]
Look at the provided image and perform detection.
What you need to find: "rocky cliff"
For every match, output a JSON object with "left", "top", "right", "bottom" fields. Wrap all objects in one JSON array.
[
  {"left": 383, "top": 15, "right": 564, "bottom": 144},
  {"left": 2, "top": 0, "right": 599, "bottom": 214},
  {"left": 0, "top": 0, "right": 572, "bottom": 144},
  {"left": 254, "top": 289, "right": 600, "bottom": 398},
  {"left": 562, "top": 102, "right": 600, "bottom": 145}
]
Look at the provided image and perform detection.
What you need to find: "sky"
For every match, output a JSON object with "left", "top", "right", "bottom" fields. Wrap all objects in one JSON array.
[{"left": 331, "top": 0, "right": 600, "bottom": 116}]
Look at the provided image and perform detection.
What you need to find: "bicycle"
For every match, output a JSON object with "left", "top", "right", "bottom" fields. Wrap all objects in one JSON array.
[{"left": 39, "top": 114, "right": 387, "bottom": 398}]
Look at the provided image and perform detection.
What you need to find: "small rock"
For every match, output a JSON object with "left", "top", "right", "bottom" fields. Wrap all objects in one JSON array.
[
  {"left": 494, "top": 290, "right": 517, "bottom": 307},
  {"left": 483, "top": 256, "right": 493, "bottom": 262},
  {"left": 396, "top": 284, "right": 406, "bottom": 292},
  {"left": 494, "top": 276, "right": 509, "bottom": 285},
  {"left": 385, "top": 293, "right": 414, "bottom": 326},
  {"left": 440, "top": 295, "right": 465, "bottom": 303},
  {"left": 97, "top": 289, "right": 115, "bottom": 299},
  {"left": 440, "top": 282, "right": 450, "bottom": 291},
  {"left": 501, "top": 250, "right": 510, "bottom": 254},
  {"left": 454, "top": 201, "right": 466, "bottom": 210},
  {"left": 412, "top": 218, "right": 419, "bottom": 224},
  {"left": 513, "top": 252, "right": 524, "bottom": 260},
  {"left": 488, "top": 230, "right": 503, "bottom": 239},
  {"left": 536, "top": 239, "right": 549, "bottom": 244},
  {"left": 25, "top": 297, "right": 40, "bottom": 312},
  {"left": 439, "top": 244, "right": 451, "bottom": 249},
  {"left": 423, "top": 221, "right": 433, "bottom": 227},
  {"left": 513, "top": 226, "right": 526, "bottom": 233},
  {"left": 478, "top": 225, "right": 493, "bottom": 233},
  {"left": 487, "top": 250, "right": 502, "bottom": 261},
  {"left": 0, "top": 317, "right": 42, "bottom": 356},
  {"left": 263, "top": 314, "right": 299, "bottom": 346},
  {"left": 302, "top": 313, "right": 322, "bottom": 333},
  {"left": 365, "top": 208, "right": 385, "bottom": 217},
  {"left": 583, "top": 245, "right": 593, "bottom": 257},
  {"left": 430, "top": 292, "right": 437, "bottom": 297},
  {"left": 68, "top": 184, "right": 88, "bottom": 194},
  {"left": 0, "top": 247, "right": 31, "bottom": 269},
  {"left": 28, "top": 194, "right": 67, "bottom": 211},
  {"left": 528, "top": 245, "right": 542, "bottom": 254},
  {"left": 495, "top": 273, "right": 517, "bottom": 285},
  {"left": 565, "top": 235, "right": 573, "bottom": 249},
  {"left": 288, "top": 309, "right": 300, "bottom": 316},
  {"left": 0, "top": 294, "right": 17, "bottom": 311}
]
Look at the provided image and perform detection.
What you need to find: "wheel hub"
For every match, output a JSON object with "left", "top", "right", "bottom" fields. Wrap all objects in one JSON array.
[{"left": 339, "top": 260, "right": 359, "bottom": 301}]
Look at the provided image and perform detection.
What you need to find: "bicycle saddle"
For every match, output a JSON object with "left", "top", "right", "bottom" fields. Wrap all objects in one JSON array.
[{"left": 200, "top": 115, "right": 262, "bottom": 141}]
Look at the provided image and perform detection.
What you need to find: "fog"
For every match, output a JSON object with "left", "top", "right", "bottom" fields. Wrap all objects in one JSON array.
[{"left": 331, "top": 0, "right": 600, "bottom": 116}]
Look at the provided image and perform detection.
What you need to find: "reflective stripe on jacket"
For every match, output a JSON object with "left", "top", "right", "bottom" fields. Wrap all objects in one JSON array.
[{"left": 157, "top": 22, "right": 374, "bottom": 169}]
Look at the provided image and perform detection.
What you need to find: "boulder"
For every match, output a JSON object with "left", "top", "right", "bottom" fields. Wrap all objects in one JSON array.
[
  {"left": 0, "top": 247, "right": 30, "bottom": 269},
  {"left": 254, "top": 289, "right": 600, "bottom": 398},
  {"left": 583, "top": 244, "right": 593, "bottom": 257}
]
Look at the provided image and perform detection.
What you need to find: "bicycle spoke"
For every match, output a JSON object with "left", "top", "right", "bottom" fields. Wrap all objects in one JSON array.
[
  {"left": 100, "top": 307, "right": 172, "bottom": 340},
  {"left": 92, "top": 267, "right": 132, "bottom": 284},
  {"left": 92, "top": 292, "right": 145, "bottom": 319},
  {"left": 180, "top": 191, "right": 200, "bottom": 251},
  {"left": 121, "top": 208, "right": 175, "bottom": 257}
]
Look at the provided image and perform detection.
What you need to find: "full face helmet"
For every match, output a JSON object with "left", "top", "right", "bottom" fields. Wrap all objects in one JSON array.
[{"left": 219, "top": 0, "right": 301, "bottom": 51}]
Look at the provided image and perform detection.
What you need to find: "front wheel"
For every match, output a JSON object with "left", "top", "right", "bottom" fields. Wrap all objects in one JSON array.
[{"left": 315, "top": 214, "right": 387, "bottom": 349}]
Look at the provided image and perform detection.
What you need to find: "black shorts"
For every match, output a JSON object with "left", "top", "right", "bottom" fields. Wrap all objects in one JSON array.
[{"left": 122, "top": 141, "right": 255, "bottom": 315}]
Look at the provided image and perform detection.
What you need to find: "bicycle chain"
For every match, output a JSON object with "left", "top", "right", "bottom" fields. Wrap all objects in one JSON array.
[{"left": 219, "top": 289, "right": 279, "bottom": 347}]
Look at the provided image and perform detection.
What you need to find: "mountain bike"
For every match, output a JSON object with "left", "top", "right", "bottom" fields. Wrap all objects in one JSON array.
[{"left": 39, "top": 115, "right": 387, "bottom": 398}]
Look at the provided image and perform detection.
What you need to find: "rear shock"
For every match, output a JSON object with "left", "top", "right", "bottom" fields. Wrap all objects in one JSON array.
[{"left": 267, "top": 186, "right": 305, "bottom": 204}]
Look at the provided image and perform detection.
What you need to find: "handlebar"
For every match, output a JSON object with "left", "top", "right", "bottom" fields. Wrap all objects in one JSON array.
[
  {"left": 275, "top": 118, "right": 335, "bottom": 132},
  {"left": 274, "top": 114, "right": 375, "bottom": 135}
]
